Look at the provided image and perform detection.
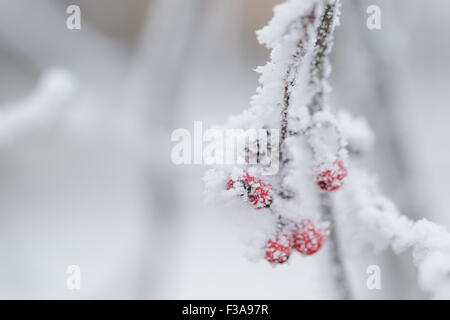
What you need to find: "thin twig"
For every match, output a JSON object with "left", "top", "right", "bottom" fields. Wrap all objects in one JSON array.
[
  {"left": 306, "top": 0, "right": 353, "bottom": 299},
  {"left": 279, "top": 7, "right": 318, "bottom": 201}
]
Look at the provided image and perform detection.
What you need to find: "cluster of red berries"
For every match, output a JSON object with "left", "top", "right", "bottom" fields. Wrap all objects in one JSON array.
[
  {"left": 224, "top": 161, "right": 340, "bottom": 264},
  {"left": 264, "top": 219, "right": 326, "bottom": 264},
  {"left": 315, "top": 160, "right": 347, "bottom": 192},
  {"left": 226, "top": 171, "right": 273, "bottom": 209}
]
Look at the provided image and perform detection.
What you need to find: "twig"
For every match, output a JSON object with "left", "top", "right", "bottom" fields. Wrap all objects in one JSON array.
[
  {"left": 306, "top": 0, "right": 353, "bottom": 299},
  {"left": 279, "top": 6, "right": 318, "bottom": 201}
]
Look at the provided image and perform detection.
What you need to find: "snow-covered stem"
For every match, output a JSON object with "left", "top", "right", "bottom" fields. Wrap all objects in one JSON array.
[
  {"left": 320, "top": 194, "right": 352, "bottom": 299},
  {"left": 204, "top": 0, "right": 352, "bottom": 292},
  {"left": 204, "top": 0, "right": 450, "bottom": 299},
  {"left": 278, "top": 4, "right": 319, "bottom": 200},
  {"left": 338, "top": 159, "right": 450, "bottom": 299},
  {"left": 338, "top": 107, "right": 450, "bottom": 299},
  {"left": 308, "top": 1, "right": 339, "bottom": 113},
  {"left": 280, "top": 6, "right": 317, "bottom": 146},
  {"left": 304, "top": 0, "right": 352, "bottom": 299}
]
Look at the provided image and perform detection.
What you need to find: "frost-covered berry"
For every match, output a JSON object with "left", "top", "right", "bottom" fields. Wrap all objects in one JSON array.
[
  {"left": 292, "top": 219, "right": 325, "bottom": 255},
  {"left": 226, "top": 171, "right": 273, "bottom": 209},
  {"left": 316, "top": 160, "right": 347, "bottom": 191},
  {"left": 264, "top": 233, "right": 292, "bottom": 264},
  {"left": 226, "top": 179, "right": 235, "bottom": 190},
  {"left": 247, "top": 179, "right": 273, "bottom": 209}
]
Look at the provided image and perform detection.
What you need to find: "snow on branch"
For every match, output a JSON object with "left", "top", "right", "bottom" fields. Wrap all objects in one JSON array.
[
  {"left": 228, "top": 0, "right": 320, "bottom": 132},
  {"left": 204, "top": 0, "right": 450, "bottom": 299},
  {"left": 0, "top": 68, "right": 77, "bottom": 145},
  {"left": 341, "top": 166, "right": 450, "bottom": 299},
  {"left": 204, "top": 0, "right": 346, "bottom": 268},
  {"left": 336, "top": 112, "right": 450, "bottom": 299}
]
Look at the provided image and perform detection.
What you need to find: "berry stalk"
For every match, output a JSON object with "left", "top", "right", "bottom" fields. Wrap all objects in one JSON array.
[{"left": 305, "top": 0, "right": 352, "bottom": 299}]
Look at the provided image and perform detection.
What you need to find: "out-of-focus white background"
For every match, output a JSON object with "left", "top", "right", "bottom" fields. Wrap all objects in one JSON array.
[{"left": 0, "top": 0, "right": 449, "bottom": 299}]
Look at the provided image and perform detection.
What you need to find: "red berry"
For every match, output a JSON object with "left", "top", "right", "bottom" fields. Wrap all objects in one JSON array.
[
  {"left": 226, "top": 171, "right": 273, "bottom": 209},
  {"left": 242, "top": 171, "right": 256, "bottom": 183},
  {"left": 248, "top": 179, "right": 273, "bottom": 209},
  {"left": 292, "top": 219, "right": 325, "bottom": 255},
  {"left": 264, "top": 233, "right": 292, "bottom": 263},
  {"left": 316, "top": 160, "right": 347, "bottom": 191}
]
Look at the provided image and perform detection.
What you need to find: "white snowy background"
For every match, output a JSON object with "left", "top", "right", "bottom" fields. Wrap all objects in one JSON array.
[{"left": 0, "top": 0, "right": 449, "bottom": 299}]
